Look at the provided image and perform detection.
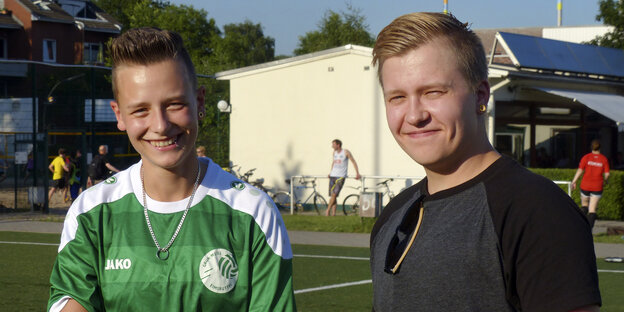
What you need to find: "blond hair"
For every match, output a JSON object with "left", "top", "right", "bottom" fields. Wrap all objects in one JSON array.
[
  {"left": 110, "top": 27, "right": 197, "bottom": 100},
  {"left": 372, "top": 12, "right": 487, "bottom": 91}
]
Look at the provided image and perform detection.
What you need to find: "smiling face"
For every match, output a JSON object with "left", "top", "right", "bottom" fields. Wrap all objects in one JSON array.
[
  {"left": 110, "top": 59, "right": 205, "bottom": 174},
  {"left": 381, "top": 38, "right": 490, "bottom": 173}
]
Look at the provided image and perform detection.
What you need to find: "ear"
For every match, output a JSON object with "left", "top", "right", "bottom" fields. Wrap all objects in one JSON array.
[
  {"left": 110, "top": 100, "right": 126, "bottom": 131},
  {"left": 475, "top": 80, "right": 491, "bottom": 113},
  {"left": 196, "top": 86, "right": 206, "bottom": 118}
]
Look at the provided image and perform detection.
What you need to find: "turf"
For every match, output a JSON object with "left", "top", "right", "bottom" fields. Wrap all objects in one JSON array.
[
  {"left": 1, "top": 232, "right": 623, "bottom": 311},
  {"left": 281, "top": 214, "right": 376, "bottom": 233}
]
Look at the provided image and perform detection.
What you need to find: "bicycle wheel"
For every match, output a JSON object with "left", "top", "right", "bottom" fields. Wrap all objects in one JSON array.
[
  {"left": 342, "top": 194, "right": 360, "bottom": 216},
  {"left": 272, "top": 192, "right": 292, "bottom": 212},
  {"left": 313, "top": 194, "right": 327, "bottom": 215}
]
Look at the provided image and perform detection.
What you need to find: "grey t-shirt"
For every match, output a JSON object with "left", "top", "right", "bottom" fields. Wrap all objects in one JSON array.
[{"left": 370, "top": 156, "right": 601, "bottom": 312}]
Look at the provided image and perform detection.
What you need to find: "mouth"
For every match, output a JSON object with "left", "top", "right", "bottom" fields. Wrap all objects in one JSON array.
[
  {"left": 148, "top": 136, "right": 178, "bottom": 148},
  {"left": 404, "top": 129, "right": 439, "bottom": 138}
]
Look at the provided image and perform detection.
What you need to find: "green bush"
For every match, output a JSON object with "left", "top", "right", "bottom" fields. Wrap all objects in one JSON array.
[{"left": 530, "top": 168, "right": 624, "bottom": 221}]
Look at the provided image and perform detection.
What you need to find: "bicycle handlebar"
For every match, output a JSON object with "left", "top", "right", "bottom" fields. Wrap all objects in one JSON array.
[{"left": 377, "top": 178, "right": 393, "bottom": 186}]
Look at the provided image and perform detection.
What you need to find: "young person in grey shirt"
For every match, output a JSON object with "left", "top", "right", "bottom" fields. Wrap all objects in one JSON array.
[{"left": 369, "top": 12, "right": 600, "bottom": 312}]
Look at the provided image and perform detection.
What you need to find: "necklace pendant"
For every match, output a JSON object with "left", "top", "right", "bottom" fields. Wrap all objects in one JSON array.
[{"left": 157, "top": 249, "right": 170, "bottom": 260}]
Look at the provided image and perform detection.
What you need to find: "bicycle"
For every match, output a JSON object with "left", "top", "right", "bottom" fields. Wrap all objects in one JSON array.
[
  {"left": 272, "top": 177, "right": 327, "bottom": 215},
  {"left": 235, "top": 167, "right": 274, "bottom": 195},
  {"left": 341, "top": 178, "right": 395, "bottom": 215}
]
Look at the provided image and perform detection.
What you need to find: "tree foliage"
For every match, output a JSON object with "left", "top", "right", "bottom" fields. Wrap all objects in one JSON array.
[
  {"left": 294, "top": 5, "right": 375, "bottom": 55},
  {"left": 589, "top": 0, "right": 624, "bottom": 49},
  {"left": 210, "top": 21, "right": 275, "bottom": 71}
]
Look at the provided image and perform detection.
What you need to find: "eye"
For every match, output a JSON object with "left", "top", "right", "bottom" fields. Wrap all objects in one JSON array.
[
  {"left": 424, "top": 90, "right": 446, "bottom": 98},
  {"left": 131, "top": 107, "right": 148, "bottom": 117},
  {"left": 167, "top": 102, "right": 186, "bottom": 110},
  {"left": 387, "top": 95, "right": 405, "bottom": 104}
]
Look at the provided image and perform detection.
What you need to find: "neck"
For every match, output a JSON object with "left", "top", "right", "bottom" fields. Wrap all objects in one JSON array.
[
  {"left": 142, "top": 158, "right": 203, "bottom": 202},
  {"left": 425, "top": 148, "right": 500, "bottom": 195}
]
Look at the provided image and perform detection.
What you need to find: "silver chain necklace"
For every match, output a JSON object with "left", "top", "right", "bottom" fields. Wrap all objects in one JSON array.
[{"left": 141, "top": 161, "right": 201, "bottom": 260}]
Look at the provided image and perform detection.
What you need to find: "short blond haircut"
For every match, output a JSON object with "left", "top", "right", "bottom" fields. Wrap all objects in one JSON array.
[{"left": 372, "top": 12, "right": 487, "bottom": 91}]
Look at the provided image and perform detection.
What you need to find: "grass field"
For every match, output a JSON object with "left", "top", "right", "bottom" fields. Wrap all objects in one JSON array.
[{"left": 1, "top": 231, "right": 623, "bottom": 311}]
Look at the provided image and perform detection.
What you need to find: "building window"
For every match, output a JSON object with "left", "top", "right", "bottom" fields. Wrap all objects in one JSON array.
[
  {"left": 83, "top": 42, "right": 102, "bottom": 64},
  {"left": 0, "top": 38, "right": 6, "bottom": 59},
  {"left": 60, "top": 0, "right": 99, "bottom": 19},
  {"left": 43, "top": 39, "right": 56, "bottom": 63}
]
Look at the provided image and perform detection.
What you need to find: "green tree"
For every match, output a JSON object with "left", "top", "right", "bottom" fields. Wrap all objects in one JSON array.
[
  {"left": 92, "top": 0, "right": 168, "bottom": 30},
  {"left": 210, "top": 20, "right": 275, "bottom": 71},
  {"left": 589, "top": 0, "right": 624, "bottom": 49},
  {"left": 294, "top": 5, "right": 375, "bottom": 55}
]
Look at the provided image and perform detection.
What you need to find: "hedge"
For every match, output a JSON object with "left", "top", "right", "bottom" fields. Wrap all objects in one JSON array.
[{"left": 529, "top": 168, "right": 624, "bottom": 221}]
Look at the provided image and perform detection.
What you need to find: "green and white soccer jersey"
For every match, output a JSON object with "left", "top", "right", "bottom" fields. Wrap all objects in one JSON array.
[{"left": 48, "top": 158, "right": 296, "bottom": 311}]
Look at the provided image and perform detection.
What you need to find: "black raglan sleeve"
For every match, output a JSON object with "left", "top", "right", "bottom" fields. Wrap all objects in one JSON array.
[{"left": 486, "top": 162, "right": 601, "bottom": 312}]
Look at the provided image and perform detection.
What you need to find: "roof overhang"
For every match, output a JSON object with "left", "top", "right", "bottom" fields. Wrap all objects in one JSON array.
[
  {"left": 536, "top": 88, "right": 624, "bottom": 131},
  {"left": 216, "top": 44, "right": 373, "bottom": 80}
]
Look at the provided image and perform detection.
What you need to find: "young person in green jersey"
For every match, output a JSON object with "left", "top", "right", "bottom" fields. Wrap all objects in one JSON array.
[{"left": 48, "top": 27, "right": 296, "bottom": 311}]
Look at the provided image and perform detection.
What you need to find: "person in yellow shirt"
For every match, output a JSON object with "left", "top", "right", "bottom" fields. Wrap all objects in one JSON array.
[{"left": 48, "top": 148, "right": 69, "bottom": 202}]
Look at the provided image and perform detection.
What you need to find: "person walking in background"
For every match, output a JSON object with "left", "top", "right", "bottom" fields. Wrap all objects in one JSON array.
[
  {"left": 68, "top": 150, "right": 83, "bottom": 202},
  {"left": 48, "top": 148, "right": 69, "bottom": 202},
  {"left": 87, "top": 145, "right": 120, "bottom": 187},
  {"left": 48, "top": 27, "right": 295, "bottom": 311},
  {"left": 326, "top": 139, "right": 361, "bottom": 216},
  {"left": 369, "top": 12, "right": 600, "bottom": 311},
  {"left": 572, "top": 139, "right": 610, "bottom": 228},
  {"left": 0, "top": 151, "right": 8, "bottom": 184},
  {"left": 196, "top": 145, "right": 207, "bottom": 157},
  {"left": 23, "top": 151, "right": 34, "bottom": 184}
]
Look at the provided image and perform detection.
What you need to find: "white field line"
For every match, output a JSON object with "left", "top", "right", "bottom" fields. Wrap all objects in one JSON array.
[
  {"left": 294, "top": 254, "right": 369, "bottom": 261},
  {"left": 598, "top": 269, "right": 624, "bottom": 273},
  {"left": 3, "top": 241, "right": 623, "bottom": 275},
  {"left": 0, "top": 241, "right": 58, "bottom": 246},
  {"left": 294, "top": 279, "right": 372, "bottom": 294}
]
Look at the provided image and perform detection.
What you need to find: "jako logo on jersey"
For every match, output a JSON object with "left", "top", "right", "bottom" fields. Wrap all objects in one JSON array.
[
  {"left": 199, "top": 248, "right": 238, "bottom": 293},
  {"left": 105, "top": 258, "right": 132, "bottom": 270},
  {"left": 230, "top": 181, "right": 245, "bottom": 191},
  {"left": 105, "top": 176, "right": 117, "bottom": 184}
]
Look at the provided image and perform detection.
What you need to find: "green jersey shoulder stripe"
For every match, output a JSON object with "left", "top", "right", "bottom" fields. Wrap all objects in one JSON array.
[{"left": 59, "top": 157, "right": 292, "bottom": 259}]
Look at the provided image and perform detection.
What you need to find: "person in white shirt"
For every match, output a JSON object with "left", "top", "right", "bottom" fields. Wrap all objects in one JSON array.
[{"left": 326, "top": 139, "right": 360, "bottom": 216}]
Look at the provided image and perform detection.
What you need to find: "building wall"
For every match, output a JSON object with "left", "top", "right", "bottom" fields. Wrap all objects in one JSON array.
[
  {"left": 31, "top": 21, "right": 74, "bottom": 63},
  {"left": 543, "top": 25, "right": 614, "bottom": 44},
  {"left": 227, "top": 51, "right": 425, "bottom": 195}
]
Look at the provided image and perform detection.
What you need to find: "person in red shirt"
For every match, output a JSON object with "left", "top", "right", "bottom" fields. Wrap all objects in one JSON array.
[{"left": 572, "top": 139, "right": 610, "bottom": 228}]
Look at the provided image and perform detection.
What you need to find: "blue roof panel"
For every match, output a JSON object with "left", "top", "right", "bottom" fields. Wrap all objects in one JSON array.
[{"left": 498, "top": 32, "right": 624, "bottom": 78}]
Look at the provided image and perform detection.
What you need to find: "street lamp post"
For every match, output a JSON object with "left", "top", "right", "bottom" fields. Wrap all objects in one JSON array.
[{"left": 217, "top": 100, "right": 232, "bottom": 165}]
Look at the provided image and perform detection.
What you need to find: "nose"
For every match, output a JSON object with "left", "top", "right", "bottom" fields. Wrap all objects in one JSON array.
[
  {"left": 151, "top": 107, "right": 170, "bottom": 133},
  {"left": 404, "top": 97, "right": 430, "bottom": 126}
]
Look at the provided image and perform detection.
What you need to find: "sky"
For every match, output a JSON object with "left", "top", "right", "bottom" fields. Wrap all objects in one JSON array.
[{"left": 169, "top": 0, "right": 603, "bottom": 56}]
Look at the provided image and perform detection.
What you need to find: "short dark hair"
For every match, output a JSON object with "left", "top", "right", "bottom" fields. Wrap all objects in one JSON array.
[
  {"left": 591, "top": 139, "right": 600, "bottom": 151},
  {"left": 58, "top": 148, "right": 67, "bottom": 156},
  {"left": 110, "top": 27, "right": 197, "bottom": 100},
  {"left": 333, "top": 139, "right": 342, "bottom": 147}
]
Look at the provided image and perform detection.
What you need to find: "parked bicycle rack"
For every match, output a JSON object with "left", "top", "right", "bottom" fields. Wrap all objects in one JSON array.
[{"left": 286, "top": 175, "right": 425, "bottom": 215}]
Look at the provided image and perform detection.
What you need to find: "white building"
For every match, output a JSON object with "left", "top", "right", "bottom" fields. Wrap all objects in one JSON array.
[{"left": 217, "top": 27, "right": 624, "bottom": 195}]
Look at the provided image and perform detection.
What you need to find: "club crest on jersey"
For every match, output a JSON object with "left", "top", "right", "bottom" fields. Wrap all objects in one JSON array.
[
  {"left": 230, "top": 181, "right": 245, "bottom": 191},
  {"left": 199, "top": 248, "right": 238, "bottom": 293},
  {"left": 104, "top": 176, "right": 117, "bottom": 184}
]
